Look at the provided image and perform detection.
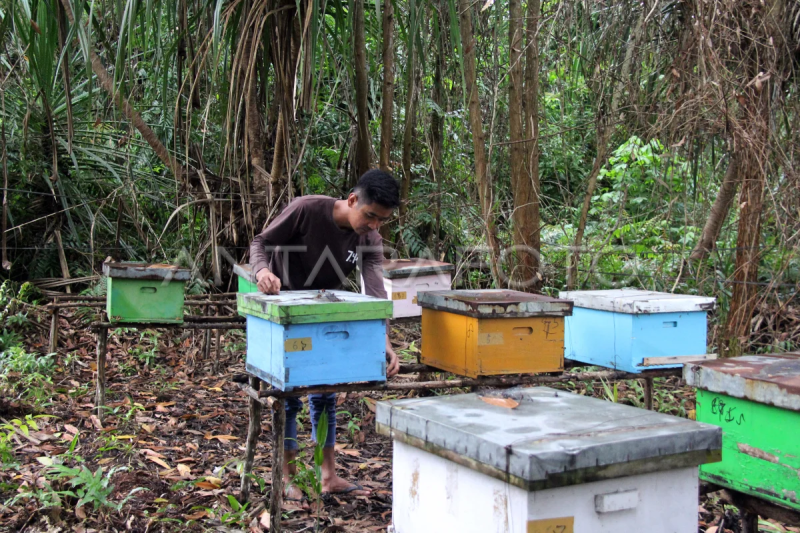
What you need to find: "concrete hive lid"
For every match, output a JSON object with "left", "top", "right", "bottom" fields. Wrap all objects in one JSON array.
[
  {"left": 233, "top": 263, "right": 255, "bottom": 282},
  {"left": 416, "top": 289, "right": 573, "bottom": 318},
  {"left": 102, "top": 262, "right": 191, "bottom": 282},
  {"left": 376, "top": 387, "right": 721, "bottom": 491},
  {"left": 558, "top": 289, "right": 716, "bottom": 314},
  {"left": 238, "top": 289, "right": 392, "bottom": 324},
  {"left": 684, "top": 353, "right": 800, "bottom": 412},
  {"left": 381, "top": 259, "right": 455, "bottom": 279}
]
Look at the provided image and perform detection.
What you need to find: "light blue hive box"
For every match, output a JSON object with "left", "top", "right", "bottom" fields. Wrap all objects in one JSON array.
[
  {"left": 238, "top": 290, "right": 393, "bottom": 390},
  {"left": 558, "top": 289, "right": 716, "bottom": 373}
]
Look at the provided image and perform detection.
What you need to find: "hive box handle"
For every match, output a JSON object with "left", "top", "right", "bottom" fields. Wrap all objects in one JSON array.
[
  {"left": 513, "top": 327, "right": 534, "bottom": 336},
  {"left": 324, "top": 330, "right": 350, "bottom": 340},
  {"left": 140, "top": 286, "right": 157, "bottom": 294}
]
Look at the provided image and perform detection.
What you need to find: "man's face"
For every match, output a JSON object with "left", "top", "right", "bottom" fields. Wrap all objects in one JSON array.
[{"left": 347, "top": 193, "right": 394, "bottom": 234}]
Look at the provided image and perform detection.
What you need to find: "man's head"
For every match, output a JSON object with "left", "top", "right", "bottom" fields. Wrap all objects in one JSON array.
[{"left": 346, "top": 169, "right": 400, "bottom": 234}]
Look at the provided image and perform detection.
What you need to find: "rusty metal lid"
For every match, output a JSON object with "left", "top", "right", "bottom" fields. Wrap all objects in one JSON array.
[
  {"left": 684, "top": 353, "right": 800, "bottom": 412},
  {"left": 558, "top": 289, "right": 716, "bottom": 314},
  {"left": 381, "top": 259, "right": 454, "bottom": 279},
  {"left": 234, "top": 263, "right": 254, "bottom": 282},
  {"left": 376, "top": 387, "right": 721, "bottom": 490},
  {"left": 102, "top": 262, "right": 191, "bottom": 282},
  {"left": 416, "top": 289, "right": 573, "bottom": 318}
]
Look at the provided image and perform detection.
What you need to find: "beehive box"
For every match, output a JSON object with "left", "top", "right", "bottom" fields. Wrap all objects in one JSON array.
[
  {"left": 238, "top": 290, "right": 393, "bottom": 390},
  {"left": 103, "top": 262, "right": 191, "bottom": 323},
  {"left": 685, "top": 354, "right": 800, "bottom": 511},
  {"left": 361, "top": 259, "right": 454, "bottom": 318},
  {"left": 559, "top": 289, "right": 716, "bottom": 373},
  {"left": 377, "top": 387, "right": 721, "bottom": 533},
  {"left": 234, "top": 264, "right": 258, "bottom": 294},
  {"left": 417, "top": 290, "right": 573, "bottom": 377}
]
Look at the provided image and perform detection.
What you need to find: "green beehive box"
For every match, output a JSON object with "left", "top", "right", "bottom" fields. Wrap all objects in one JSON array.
[
  {"left": 685, "top": 353, "right": 800, "bottom": 511},
  {"left": 234, "top": 264, "right": 259, "bottom": 294},
  {"left": 103, "top": 262, "right": 191, "bottom": 323}
]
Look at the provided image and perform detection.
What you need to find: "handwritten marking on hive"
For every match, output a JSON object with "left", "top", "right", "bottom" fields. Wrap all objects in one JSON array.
[{"left": 285, "top": 338, "right": 313, "bottom": 352}]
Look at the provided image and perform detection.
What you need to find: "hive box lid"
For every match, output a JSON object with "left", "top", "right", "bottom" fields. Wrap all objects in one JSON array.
[
  {"left": 684, "top": 353, "right": 800, "bottom": 412},
  {"left": 238, "top": 290, "right": 392, "bottom": 324},
  {"left": 417, "top": 289, "right": 572, "bottom": 318},
  {"left": 558, "top": 289, "right": 715, "bottom": 314},
  {"left": 382, "top": 259, "right": 454, "bottom": 279},
  {"left": 103, "top": 262, "right": 191, "bottom": 282},
  {"left": 377, "top": 387, "right": 721, "bottom": 491},
  {"left": 234, "top": 264, "right": 255, "bottom": 282}
]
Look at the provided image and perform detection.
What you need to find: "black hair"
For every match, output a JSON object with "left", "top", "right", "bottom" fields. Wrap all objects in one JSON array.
[{"left": 353, "top": 169, "right": 401, "bottom": 209}]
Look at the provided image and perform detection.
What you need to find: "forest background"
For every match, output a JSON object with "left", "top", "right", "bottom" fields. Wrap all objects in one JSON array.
[{"left": 1, "top": 0, "right": 799, "bottom": 356}]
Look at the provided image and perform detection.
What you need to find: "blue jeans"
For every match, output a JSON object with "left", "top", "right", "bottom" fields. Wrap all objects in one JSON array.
[{"left": 284, "top": 393, "right": 337, "bottom": 451}]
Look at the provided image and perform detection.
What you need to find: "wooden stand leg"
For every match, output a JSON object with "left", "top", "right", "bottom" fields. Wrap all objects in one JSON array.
[
  {"left": 48, "top": 306, "right": 59, "bottom": 354},
  {"left": 741, "top": 510, "right": 759, "bottom": 533},
  {"left": 202, "top": 304, "right": 212, "bottom": 361},
  {"left": 270, "top": 398, "right": 285, "bottom": 533},
  {"left": 240, "top": 377, "right": 262, "bottom": 502},
  {"left": 644, "top": 377, "right": 654, "bottom": 410},
  {"left": 95, "top": 327, "right": 108, "bottom": 419},
  {"left": 213, "top": 303, "right": 222, "bottom": 373}
]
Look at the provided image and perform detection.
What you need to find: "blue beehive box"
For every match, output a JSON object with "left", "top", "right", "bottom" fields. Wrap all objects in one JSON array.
[
  {"left": 238, "top": 290, "right": 393, "bottom": 390},
  {"left": 558, "top": 289, "right": 716, "bottom": 373}
]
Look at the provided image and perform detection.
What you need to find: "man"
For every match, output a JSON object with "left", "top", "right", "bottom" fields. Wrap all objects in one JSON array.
[{"left": 249, "top": 169, "right": 400, "bottom": 501}]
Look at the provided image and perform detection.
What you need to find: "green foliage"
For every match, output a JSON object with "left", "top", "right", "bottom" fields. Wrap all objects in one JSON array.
[
  {"left": 45, "top": 464, "right": 144, "bottom": 512},
  {"left": 0, "top": 415, "right": 50, "bottom": 466}
]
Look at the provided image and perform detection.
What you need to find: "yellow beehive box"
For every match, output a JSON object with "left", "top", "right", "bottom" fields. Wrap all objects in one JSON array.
[{"left": 418, "top": 290, "right": 573, "bottom": 378}]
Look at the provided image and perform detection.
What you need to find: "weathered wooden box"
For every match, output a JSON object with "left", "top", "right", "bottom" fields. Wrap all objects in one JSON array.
[
  {"left": 685, "top": 354, "right": 800, "bottom": 511},
  {"left": 377, "top": 387, "right": 721, "bottom": 533},
  {"left": 234, "top": 264, "right": 258, "bottom": 294},
  {"left": 361, "top": 259, "right": 454, "bottom": 318},
  {"left": 417, "top": 290, "right": 573, "bottom": 377},
  {"left": 103, "top": 262, "right": 190, "bottom": 323},
  {"left": 559, "top": 289, "right": 716, "bottom": 373},
  {"left": 238, "top": 290, "right": 393, "bottom": 390}
]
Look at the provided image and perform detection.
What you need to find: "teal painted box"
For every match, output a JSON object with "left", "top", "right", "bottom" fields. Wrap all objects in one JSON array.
[
  {"left": 239, "top": 291, "right": 393, "bottom": 390},
  {"left": 103, "top": 262, "right": 191, "bottom": 323},
  {"left": 685, "top": 354, "right": 800, "bottom": 512},
  {"left": 559, "top": 289, "right": 716, "bottom": 373}
]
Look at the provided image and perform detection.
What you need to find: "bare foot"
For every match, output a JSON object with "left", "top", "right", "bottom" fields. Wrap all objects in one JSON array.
[
  {"left": 321, "top": 475, "right": 371, "bottom": 496},
  {"left": 283, "top": 482, "right": 311, "bottom": 510}
]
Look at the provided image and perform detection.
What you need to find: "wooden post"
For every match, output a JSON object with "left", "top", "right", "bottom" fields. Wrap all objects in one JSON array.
[
  {"left": 741, "top": 511, "right": 759, "bottom": 533},
  {"left": 202, "top": 303, "right": 212, "bottom": 361},
  {"left": 270, "top": 398, "right": 285, "bottom": 533},
  {"left": 643, "top": 377, "right": 654, "bottom": 410},
  {"left": 213, "top": 302, "right": 222, "bottom": 374},
  {"left": 240, "top": 377, "right": 263, "bottom": 502},
  {"left": 48, "top": 305, "right": 59, "bottom": 354},
  {"left": 95, "top": 327, "right": 108, "bottom": 419}
]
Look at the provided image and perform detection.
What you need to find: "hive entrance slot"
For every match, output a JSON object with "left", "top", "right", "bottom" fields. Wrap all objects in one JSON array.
[
  {"left": 325, "top": 330, "right": 350, "bottom": 340},
  {"left": 513, "top": 327, "right": 533, "bottom": 336},
  {"left": 140, "top": 287, "right": 157, "bottom": 294}
]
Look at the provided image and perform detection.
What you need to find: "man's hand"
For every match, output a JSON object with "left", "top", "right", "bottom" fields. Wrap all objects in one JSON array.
[
  {"left": 256, "top": 268, "right": 281, "bottom": 294},
  {"left": 385, "top": 338, "right": 399, "bottom": 378}
]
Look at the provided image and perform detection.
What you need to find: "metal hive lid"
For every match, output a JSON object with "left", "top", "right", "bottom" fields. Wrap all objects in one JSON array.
[
  {"left": 102, "top": 262, "right": 191, "bottom": 282},
  {"left": 238, "top": 290, "right": 393, "bottom": 324},
  {"left": 381, "top": 259, "right": 455, "bottom": 279},
  {"left": 234, "top": 263, "right": 255, "bottom": 282},
  {"left": 416, "top": 289, "right": 573, "bottom": 318},
  {"left": 684, "top": 353, "right": 800, "bottom": 412},
  {"left": 558, "top": 289, "right": 716, "bottom": 314},
  {"left": 377, "top": 387, "right": 721, "bottom": 491}
]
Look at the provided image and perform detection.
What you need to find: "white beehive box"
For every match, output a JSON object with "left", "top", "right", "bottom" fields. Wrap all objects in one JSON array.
[
  {"left": 377, "top": 387, "right": 721, "bottom": 533},
  {"left": 361, "top": 259, "right": 454, "bottom": 318}
]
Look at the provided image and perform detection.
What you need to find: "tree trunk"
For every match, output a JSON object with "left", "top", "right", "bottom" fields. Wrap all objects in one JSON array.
[
  {"left": 567, "top": 8, "right": 646, "bottom": 289},
  {"left": 458, "top": 0, "right": 502, "bottom": 286},
  {"left": 689, "top": 155, "right": 740, "bottom": 262},
  {"left": 379, "top": 0, "right": 395, "bottom": 171},
  {"left": 430, "top": 0, "right": 445, "bottom": 257},
  {"left": 724, "top": 90, "right": 770, "bottom": 355},
  {"left": 400, "top": 16, "right": 418, "bottom": 224},
  {"left": 353, "top": 0, "right": 372, "bottom": 178}
]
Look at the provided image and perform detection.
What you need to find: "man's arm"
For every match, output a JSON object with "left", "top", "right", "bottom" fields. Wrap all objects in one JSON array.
[
  {"left": 249, "top": 201, "right": 304, "bottom": 294},
  {"left": 359, "top": 236, "right": 399, "bottom": 377}
]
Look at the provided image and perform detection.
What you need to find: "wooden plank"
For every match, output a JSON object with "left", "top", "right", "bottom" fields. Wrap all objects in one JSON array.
[
  {"left": 641, "top": 354, "right": 717, "bottom": 366},
  {"left": 238, "top": 291, "right": 392, "bottom": 324}
]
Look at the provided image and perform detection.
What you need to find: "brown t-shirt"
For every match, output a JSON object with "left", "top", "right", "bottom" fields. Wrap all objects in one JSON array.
[{"left": 249, "top": 196, "right": 387, "bottom": 298}]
